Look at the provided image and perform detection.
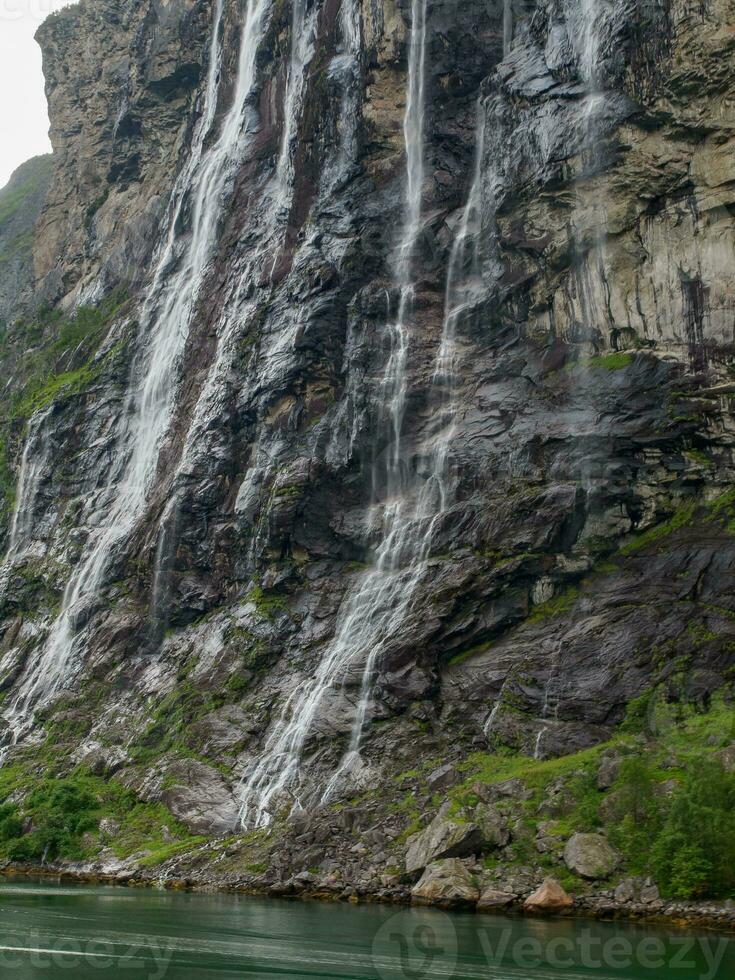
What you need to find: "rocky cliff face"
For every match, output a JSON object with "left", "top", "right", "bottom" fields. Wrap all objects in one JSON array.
[
  {"left": 0, "top": 0, "right": 734, "bottom": 895},
  {"left": 0, "top": 155, "right": 53, "bottom": 323}
]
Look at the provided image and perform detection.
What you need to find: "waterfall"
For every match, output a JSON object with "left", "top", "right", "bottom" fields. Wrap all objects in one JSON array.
[
  {"left": 238, "top": 56, "right": 494, "bottom": 827},
  {"left": 150, "top": 0, "right": 324, "bottom": 614},
  {"left": 575, "top": 0, "right": 602, "bottom": 89},
  {"left": 238, "top": 0, "right": 430, "bottom": 827},
  {"left": 5, "top": 406, "right": 53, "bottom": 559},
  {"left": 503, "top": 0, "right": 513, "bottom": 57},
  {"left": 2, "top": 0, "right": 274, "bottom": 746},
  {"left": 274, "top": 0, "right": 318, "bottom": 210},
  {"left": 534, "top": 641, "right": 563, "bottom": 760},
  {"left": 321, "top": 0, "right": 362, "bottom": 193},
  {"left": 324, "top": 102, "right": 489, "bottom": 797},
  {"left": 0, "top": 405, "right": 54, "bottom": 601}
]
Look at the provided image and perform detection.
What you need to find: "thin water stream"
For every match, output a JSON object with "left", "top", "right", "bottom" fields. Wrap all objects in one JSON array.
[{"left": 239, "top": 0, "right": 434, "bottom": 825}]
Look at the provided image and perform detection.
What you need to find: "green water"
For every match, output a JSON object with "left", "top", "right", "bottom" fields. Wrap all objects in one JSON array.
[{"left": 0, "top": 879, "right": 731, "bottom": 979}]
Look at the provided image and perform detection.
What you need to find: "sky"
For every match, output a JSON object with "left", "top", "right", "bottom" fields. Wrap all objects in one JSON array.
[{"left": 0, "top": 0, "right": 76, "bottom": 188}]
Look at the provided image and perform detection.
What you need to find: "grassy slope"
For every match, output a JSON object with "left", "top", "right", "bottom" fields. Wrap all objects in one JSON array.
[{"left": 0, "top": 155, "right": 53, "bottom": 269}]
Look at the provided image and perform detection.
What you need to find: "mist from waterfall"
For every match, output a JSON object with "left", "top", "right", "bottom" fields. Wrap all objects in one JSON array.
[{"left": 1, "top": 0, "right": 274, "bottom": 747}]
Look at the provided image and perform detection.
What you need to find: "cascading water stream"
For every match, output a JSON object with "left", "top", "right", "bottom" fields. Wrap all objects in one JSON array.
[
  {"left": 328, "top": 0, "right": 362, "bottom": 189},
  {"left": 503, "top": 0, "right": 513, "bottom": 57},
  {"left": 5, "top": 406, "right": 53, "bottom": 558},
  {"left": 565, "top": 0, "right": 611, "bottom": 448},
  {"left": 534, "top": 640, "right": 563, "bottom": 760},
  {"left": 238, "top": 0, "right": 430, "bottom": 827},
  {"left": 238, "top": 44, "right": 494, "bottom": 827},
  {"left": 0, "top": 405, "right": 54, "bottom": 600},
  {"left": 320, "top": 101, "right": 489, "bottom": 802},
  {"left": 150, "top": 0, "right": 324, "bottom": 612},
  {"left": 2, "top": 0, "right": 274, "bottom": 747},
  {"left": 274, "top": 0, "right": 317, "bottom": 207}
]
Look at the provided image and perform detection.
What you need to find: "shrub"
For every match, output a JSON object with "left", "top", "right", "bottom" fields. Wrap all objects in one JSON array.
[
  {"left": 7, "top": 779, "right": 100, "bottom": 863},
  {"left": 0, "top": 802, "right": 22, "bottom": 842}
]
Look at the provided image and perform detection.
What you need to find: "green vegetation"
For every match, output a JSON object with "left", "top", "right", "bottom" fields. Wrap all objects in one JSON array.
[
  {"left": 0, "top": 760, "right": 203, "bottom": 868},
  {"left": 569, "top": 352, "right": 635, "bottom": 373},
  {"left": 606, "top": 757, "right": 735, "bottom": 900},
  {"left": 619, "top": 487, "right": 735, "bottom": 555},
  {"left": 447, "top": 641, "right": 493, "bottom": 667},
  {"left": 247, "top": 584, "right": 287, "bottom": 619},
  {"left": 0, "top": 230, "right": 34, "bottom": 266},
  {"left": 4, "top": 779, "right": 99, "bottom": 862},
  {"left": 0, "top": 156, "right": 53, "bottom": 268},
  {"left": 0, "top": 292, "right": 129, "bottom": 525},
  {"left": 0, "top": 156, "right": 52, "bottom": 229},
  {"left": 620, "top": 499, "right": 697, "bottom": 554},
  {"left": 2, "top": 292, "right": 129, "bottom": 423},
  {"left": 439, "top": 694, "right": 735, "bottom": 901},
  {"left": 132, "top": 678, "right": 221, "bottom": 764},
  {"left": 526, "top": 585, "right": 579, "bottom": 623}
]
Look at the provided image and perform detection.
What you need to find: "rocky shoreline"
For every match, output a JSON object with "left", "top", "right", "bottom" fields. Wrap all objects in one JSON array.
[{"left": 3, "top": 863, "right": 734, "bottom": 935}]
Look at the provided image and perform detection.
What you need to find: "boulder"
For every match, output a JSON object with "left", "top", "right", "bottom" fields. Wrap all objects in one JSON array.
[
  {"left": 474, "top": 778, "right": 532, "bottom": 803},
  {"left": 159, "top": 760, "right": 241, "bottom": 835},
  {"left": 614, "top": 877, "right": 660, "bottom": 905},
  {"left": 597, "top": 751, "right": 621, "bottom": 790},
  {"left": 537, "top": 781, "right": 576, "bottom": 817},
  {"left": 614, "top": 878, "right": 637, "bottom": 904},
  {"left": 405, "top": 816, "right": 483, "bottom": 874},
  {"left": 563, "top": 833, "right": 619, "bottom": 880},
  {"left": 427, "top": 763, "right": 460, "bottom": 791},
  {"left": 524, "top": 878, "right": 574, "bottom": 912},
  {"left": 474, "top": 804, "right": 510, "bottom": 848},
  {"left": 477, "top": 887, "right": 516, "bottom": 910},
  {"left": 716, "top": 744, "right": 735, "bottom": 773},
  {"left": 411, "top": 859, "right": 479, "bottom": 908},
  {"left": 640, "top": 881, "right": 660, "bottom": 904},
  {"left": 494, "top": 869, "right": 538, "bottom": 896}
]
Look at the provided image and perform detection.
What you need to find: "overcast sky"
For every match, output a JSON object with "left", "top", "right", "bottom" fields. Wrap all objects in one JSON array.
[{"left": 0, "top": 0, "right": 75, "bottom": 188}]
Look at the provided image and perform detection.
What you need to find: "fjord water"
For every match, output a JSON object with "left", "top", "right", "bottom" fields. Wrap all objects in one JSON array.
[{"left": 0, "top": 880, "right": 731, "bottom": 979}]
